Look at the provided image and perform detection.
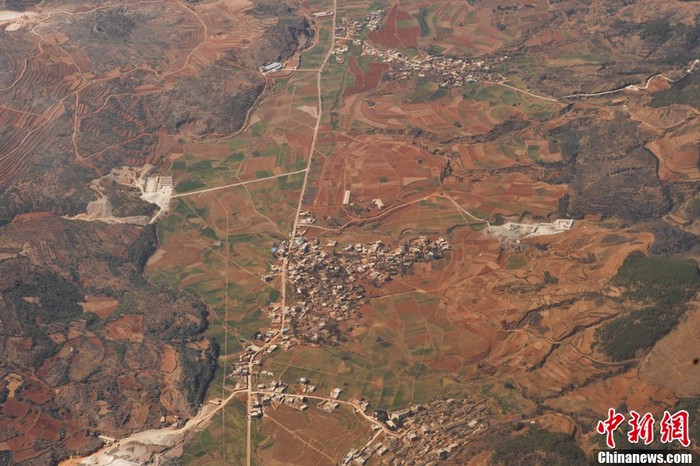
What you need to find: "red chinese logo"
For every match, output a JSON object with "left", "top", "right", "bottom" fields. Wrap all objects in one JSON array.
[
  {"left": 597, "top": 409, "right": 691, "bottom": 448},
  {"left": 660, "top": 410, "right": 690, "bottom": 448},
  {"left": 597, "top": 408, "right": 625, "bottom": 448},
  {"left": 627, "top": 411, "right": 655, "bottom": 445}
]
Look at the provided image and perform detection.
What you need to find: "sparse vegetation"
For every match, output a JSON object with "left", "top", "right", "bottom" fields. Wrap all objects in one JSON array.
[
  {"left": 611, "top": 251, "right": 699, "bottom": 305},
  {"left": 127, "top": 224, "right": 159, "bottom": 273},
  {"left": 545, "top": 116, "right": 670, "bottom": 220},
  {"left": 179, "top": 341, "right": 219, "bottom": 410},
  {"left": 675, "top": 398, "right": 700, "bottom": 446},
  {"left": 94, "top": 8, "right": 136, "bottom": 39},
  {"left": 491, "top": 428, "right": 588, "bottom": 466},
  {"left": 596, "top": 251, "right": 700, "bottom": 361},
  {"left": 648, "top": 221, "right": 700, "bottom": 256},
  {"left": 650, "top": 72, "right": 700, "bottom": 108},
  {"left": 639, "top": 18, "right": 672, "bottom": 45},
  {"left": 415, "top": 7, "right": 430, "bottom": 37},
  {"left": 10, "top": 270, "right": 83, "bottom": 325}
]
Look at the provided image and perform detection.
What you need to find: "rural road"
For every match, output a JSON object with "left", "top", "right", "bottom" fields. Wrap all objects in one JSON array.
[
  {"left": 63, "top": 388, "right": 247, "bottom": 466},
  {"left": 246, "top": 1, "right": 338, "bottom": 464},
  {"left": 290, "top": 0, "right": 338, "bottom": 238},
  {"left": 171, "top": 168, "right": 308, "bottom": 198},
  {"left": 497, "top": 57, "right": 699, "bottom": 103}
]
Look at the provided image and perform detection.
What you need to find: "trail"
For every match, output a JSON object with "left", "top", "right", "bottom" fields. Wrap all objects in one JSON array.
[
  {"left": 171, "top": 169, "right": 307, "bottom": 198},
  {"left": 61, "top": 388, "right": 247, "bottom": 465},
  {"left": 290, "top": 0, "right": 337, "bottom": 238},
  {"left": 493, "top": 58, "right": 699, "bottom": 103}
]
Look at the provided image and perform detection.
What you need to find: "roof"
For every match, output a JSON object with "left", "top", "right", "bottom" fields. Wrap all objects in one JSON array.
[{"left": 262, "top": 62, "right": 283, "bottom": 72}]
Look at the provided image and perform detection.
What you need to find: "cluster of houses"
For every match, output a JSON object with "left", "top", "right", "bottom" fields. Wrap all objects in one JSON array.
[
  {"left": 365, "top": 47, "right": 509, "bottom": 88},
  {"left": 334, "top": 9, "right": 385, "bottom": 38},
  {"left": 249, "top": 380, "right": 292, "bottom": 419},
  {"left": 345, "top": 398, "right": 490, "bottom": 465},
  {"left": 266, "top": 235, "right": 450, "bottom": 344},
  {"left": 326, "top": 6, "right": 508, "bottom": 89},
  {"left": 249, "top": 377, "right": 346, "bottom": 419},
  {"left": 331, "top": 11, "right": 383, "bottom": 64}
]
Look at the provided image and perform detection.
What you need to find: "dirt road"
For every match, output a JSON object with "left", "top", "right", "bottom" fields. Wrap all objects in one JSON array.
[{"left": 63, "top": 389, "right": 246, "bottom": 465}]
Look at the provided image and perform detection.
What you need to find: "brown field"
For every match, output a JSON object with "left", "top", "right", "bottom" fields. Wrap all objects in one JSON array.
[
  {"left": 80, "top": 295, "right": 119, "bottom": 318},
  {"left": 259, "top": 404, "right": 371, "bottom": 465},
  {"left": 645, "top": 119, "right": 700, "bottom": 181},
  {"left": 429, "top": 0, "right": 516, "bottom": 55},
  {"left": 0, "top": 375, "right": 92, "bottom": 463},
  {"left": 104, "top": 315, "right": 144, "bottom": 342},
  {"left": 639, "top": 304, "right": 700, "bottom": 397},
  {"left": 309, "top": 135, "right": 442, "bottom": 222},
  {"left": 344, "top": 56, "right": 389, "bottom": 96},
  {"left": 368, "top": 4, "right": 419, "bottom": 49},
  {"left": 444, "top": 172, "right": 566, "bottom": 219},
  {"left": 344, "top": 92, "right": 510, "bottom": 135}
]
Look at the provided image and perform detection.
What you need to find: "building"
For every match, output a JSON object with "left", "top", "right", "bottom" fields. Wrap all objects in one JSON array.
[
  {"left": 343, "top": 190, "right": 351, "bottom": 205},
  {"left": 260, "top": 62, "right": 283, "bottom": 73},
  {"left": 313, "top": 11, "right": 334, "bottom": 18},
  {"left": 158, "top": 176, "right": 173, "bottom": 189},
  {"left": 553, "top": 219, "right": 574, "bottom": 230}
]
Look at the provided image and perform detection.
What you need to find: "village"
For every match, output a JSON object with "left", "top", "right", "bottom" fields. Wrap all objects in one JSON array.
[
  {"left": 331, "top": 9, "right": 509, "bottom": 88},
  {"left": 225, "top": 232, "right": 452, "bottom": 417},
  {"left": 235, "top": 370, "right": 491, "bottom": 466},
  {"left": 345, "top": 397, "right": 490, "bottom": 465},
  {"left": 362, "top": 46, "right": 509, "bottom": 89},
  {"left": 265, "top": 230, "right": 451, "bottom": 345},
  {"left": 227, "top": 366, "right": 491, "bottom": 466},
  {"left": 262, "top": 8, "right": 509, "bottom": 88}
]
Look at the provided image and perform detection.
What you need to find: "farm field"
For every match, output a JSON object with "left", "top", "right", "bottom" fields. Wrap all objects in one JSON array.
[
  {"left": 154, "top": 0, "right": 700, "bottom": 463},
  {"left": 258, "top": 404, "right": 371, "bottom": 465},
  {"left": 1, "top": 0, "right": 699, "bottom": 464}
]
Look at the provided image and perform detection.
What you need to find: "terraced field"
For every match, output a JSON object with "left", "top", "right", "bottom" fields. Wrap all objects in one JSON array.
[{"left": 2, "top": 0, "right": 699, "bottom": 464}]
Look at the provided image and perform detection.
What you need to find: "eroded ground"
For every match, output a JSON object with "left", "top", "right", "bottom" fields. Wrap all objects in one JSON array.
[{"left": 1, "top": 0, "right": 699, "bottom": 464}]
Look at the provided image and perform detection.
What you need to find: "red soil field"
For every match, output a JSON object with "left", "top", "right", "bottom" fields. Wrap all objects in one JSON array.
[
  {"left": 104, "top": 315, "right": 144, "bottom": 342},
  {"left": 343, "top": 56, "right": 389, "bottom": 96},
  {"left": 369, "top": 4, "right": 420, "bottom": 49}
]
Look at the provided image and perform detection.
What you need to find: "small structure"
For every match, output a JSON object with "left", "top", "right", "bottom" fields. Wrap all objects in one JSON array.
[
  {"left": 260, "top": 62, "right": 283, "bottom": 73},
  {"left": 98, "top": 435, "right": 117, "bottom": 445},
  {"left": 553, "top": 219, "right": 574, "bottom": 230}
]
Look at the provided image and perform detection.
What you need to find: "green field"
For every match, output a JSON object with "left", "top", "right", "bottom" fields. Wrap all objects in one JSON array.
[
  {"left": 266, "top": 289, "right": 491, "bottom": 410},
  {"left": 182, "top": 397, "right": 268, "bottom": 466},
  {"left": 300, "top": 28, "right": 332, "bottom": 69}
]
